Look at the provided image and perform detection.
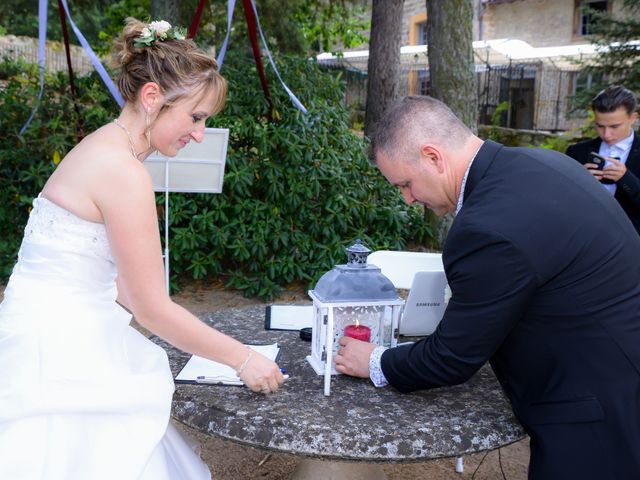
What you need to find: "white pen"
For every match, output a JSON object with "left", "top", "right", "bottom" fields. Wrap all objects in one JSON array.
[
  {"left": 194, "top": 374, "right": 290, "bottom": 385},
  {"left": 195, "top": 376, "right": 243, "bottom": 385}
]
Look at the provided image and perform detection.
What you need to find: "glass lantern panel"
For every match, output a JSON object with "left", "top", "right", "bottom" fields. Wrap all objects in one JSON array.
[
  {"left": 332, "top": 305, "right": 387, "bottom": 352},
  {"left": 381, "top": 306, "right": 395, "bottom": 347},
  {"left": 312, "top": 305, "right": 327, "bottom": 358}
]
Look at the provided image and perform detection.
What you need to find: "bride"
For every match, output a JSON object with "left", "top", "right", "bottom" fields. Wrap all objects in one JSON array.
[{"left": 0, "top": 17, "right": 284, "bottom": 479}]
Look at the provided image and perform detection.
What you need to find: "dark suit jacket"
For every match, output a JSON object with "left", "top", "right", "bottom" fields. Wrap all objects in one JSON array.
[
  {"left": 381, "top": 141, "right": 640, "bottom": 479},
  {"left": 566, "top": 134, "right": 640, "bottom": 235}
]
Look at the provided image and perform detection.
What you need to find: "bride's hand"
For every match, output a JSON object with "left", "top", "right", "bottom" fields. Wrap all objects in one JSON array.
[{"left": 237, "top": 350, "right": 284, "bottom": 394}]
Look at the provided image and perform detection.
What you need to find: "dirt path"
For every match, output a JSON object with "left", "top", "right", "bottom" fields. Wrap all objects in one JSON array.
[{"left": 170, "top": 281, "right": 531, "bottom": 479}]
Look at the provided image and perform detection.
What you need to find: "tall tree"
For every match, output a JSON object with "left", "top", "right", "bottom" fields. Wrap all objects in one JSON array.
[
  {"left": 425, "top": 0, "right": 477, "bottom": 246},
  {"left": 426, "top": 0, "right": 477, "bottom": 132},
  {"left": 572, "top": 0, "right": 640, "bottom": 109},
  {"left": 364, "top": 0, "right": 404, "bottom": 138}
]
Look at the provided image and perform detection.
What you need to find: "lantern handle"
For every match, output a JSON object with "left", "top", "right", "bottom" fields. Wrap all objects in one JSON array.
[{"left": 346, "top": 239, "right": 371, "bottom": 268}]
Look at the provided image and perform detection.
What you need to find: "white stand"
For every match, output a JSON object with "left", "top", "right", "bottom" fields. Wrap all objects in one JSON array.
[{"left": 145, "top": 128, "right": 229, "bottom": 293}]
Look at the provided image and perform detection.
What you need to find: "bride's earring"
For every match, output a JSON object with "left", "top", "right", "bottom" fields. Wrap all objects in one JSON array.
[{"left": 145, "top": 108, "right": 152, "bottom": 150}]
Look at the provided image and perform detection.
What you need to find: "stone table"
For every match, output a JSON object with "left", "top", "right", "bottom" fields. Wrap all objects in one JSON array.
[{"left": 153, "top": 305, "right": 525, "bottom": 479}]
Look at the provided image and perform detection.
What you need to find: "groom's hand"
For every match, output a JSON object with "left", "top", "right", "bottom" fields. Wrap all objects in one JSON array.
[{"left": 335, "top": 336, "right": 376, "bottom": 378}]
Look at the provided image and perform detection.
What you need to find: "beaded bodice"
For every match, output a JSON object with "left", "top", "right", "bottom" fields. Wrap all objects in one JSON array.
[
  {"left": 2, "top": 195, "right": 117, "bottom": 307},
  {"left": 22, "top": 195, "right": 113, "bottom": 263}
]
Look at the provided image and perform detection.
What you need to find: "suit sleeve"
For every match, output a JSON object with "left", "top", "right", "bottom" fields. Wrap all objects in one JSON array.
[
  {"left": 565, "top": 144, "right": 585, "bottom": 164},
  {"left": 381, "top": 226, "right": 538, "bottom": 393},
  {"left": 616, "top": 168, "right": 640, "bottom": 208}
]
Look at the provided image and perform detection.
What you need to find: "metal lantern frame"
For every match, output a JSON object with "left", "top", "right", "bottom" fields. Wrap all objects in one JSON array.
[
  {"left": 306, "top": 296, "right": 403, "bottom": 396},
  {"left": 306, "top": 240, "right": 404, "bottom": 396}
]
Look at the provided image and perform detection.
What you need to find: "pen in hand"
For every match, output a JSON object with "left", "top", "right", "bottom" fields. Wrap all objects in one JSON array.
[{"left": 195, "top": 373, "right": 290, "bottom": 385}]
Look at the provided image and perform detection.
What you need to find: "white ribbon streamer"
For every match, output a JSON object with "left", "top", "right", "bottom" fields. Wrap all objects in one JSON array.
[
  {"left": 21, "top": 0, "right": 304, "bottom": 137},
  {"left": 19, "top": 0, "right": 48, "bottom": 137},
  {"left": 248, "top": 0, "right": 307, "bottom": 114},
  {"left": 58, "top": 0, "right": 124, "bottom": 107},
  {"left": 216, "top": 0, "right": 236, "bottom": 68}
]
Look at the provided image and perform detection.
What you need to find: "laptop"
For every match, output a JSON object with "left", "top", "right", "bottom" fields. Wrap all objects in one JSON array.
[{"left": 398, "top": 270, "right": 448, "bottom": 336}]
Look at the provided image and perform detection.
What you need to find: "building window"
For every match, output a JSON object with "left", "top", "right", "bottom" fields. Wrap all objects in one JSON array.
[
  {"left": 574, "top": 70, "right": 603, "bottom": 94},
  {"left": 417, "top": 21, "right": 429, "bottom": 46},
  {"left": 408, "top": 12, "right": 428, "bottom": 45},
  {"left": 565, "top": 70, "right": 604, "bottom": 117},
  {"left": 577, "top": 0, "right": 609, "bottom": 36},
  {"left": 418, "top": 70, "right": 429, "bottom": 95}
]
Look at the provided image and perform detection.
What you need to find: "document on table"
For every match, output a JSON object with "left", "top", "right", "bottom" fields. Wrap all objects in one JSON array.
[
  {"left": 264, "top": 305, "right": 313, "bottom": 330},
  {"left": 175, "top": 343, "right": 281, "bottom": 385}
]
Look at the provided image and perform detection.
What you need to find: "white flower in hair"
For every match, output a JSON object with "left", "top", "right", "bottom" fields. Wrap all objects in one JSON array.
[
  {"left": 149, "top": 20, "right": 172, "bottom": 38},
  {"left": 135, "top": 20, "right": 188, "bottom": 48},
  {"left": 444, "top": 284, "right": 452, "bottom": 305}
]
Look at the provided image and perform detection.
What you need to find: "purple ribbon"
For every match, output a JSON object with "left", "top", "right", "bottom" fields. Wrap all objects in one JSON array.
[
  {"left": 216, "top": 0, "right": 236, "bottom": 68},
  {"left": 58, "top": 0, "right": 124, "bottom": 107},
  {"left": 19, "top": 0, "right": 48, "bottom": 137},
  {"left": 248, "top": 0, "right": 307, "bottom": 113},
  {"left": 21, "top": 0, "right": 304, "bottom": 137},
  {"left": 217, "top": 0, "right": 306, "bottom": 114}
]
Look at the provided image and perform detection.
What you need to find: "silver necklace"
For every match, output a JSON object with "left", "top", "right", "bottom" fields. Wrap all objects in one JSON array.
[{"left": 113, "top": 118, "right": 141, "bottom": 159}]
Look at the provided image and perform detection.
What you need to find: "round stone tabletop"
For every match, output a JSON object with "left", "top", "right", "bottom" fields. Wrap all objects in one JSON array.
[{"left": 154, "top": 305, "right": 525, "bottom": 462}]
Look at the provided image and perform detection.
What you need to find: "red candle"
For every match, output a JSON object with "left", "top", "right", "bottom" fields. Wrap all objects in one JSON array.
[{"left": 344, "top": 324, "right": 371, "bottom": 342}]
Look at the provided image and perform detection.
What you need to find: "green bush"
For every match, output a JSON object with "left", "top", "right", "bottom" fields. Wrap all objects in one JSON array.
[
  {"left": 0, "top": 61, "right": 118, "bottom": 277},
  {"left": 165, "top": 51, "right": 433, "bottom": 297},
  {"left": 0, "top": 52, "right": 433, "bottom": 298}
]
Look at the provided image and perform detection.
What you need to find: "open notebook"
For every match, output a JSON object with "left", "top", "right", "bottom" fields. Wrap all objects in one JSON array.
[{"left": 175, "top": 343, "right": 280, "bottom": 385}]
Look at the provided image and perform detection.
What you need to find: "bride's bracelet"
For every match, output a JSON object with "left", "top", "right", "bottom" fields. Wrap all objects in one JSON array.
[{"left": 236, "top": 349, "right": 254, "bottom": 376}]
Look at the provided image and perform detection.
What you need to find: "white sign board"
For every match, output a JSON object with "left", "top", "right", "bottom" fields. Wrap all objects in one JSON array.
[
  {"left": 145, "top": 127, "right": 229, "bottom": 193},
  {"left": 144, "top": 127, "right": 229, "bottom": 293}
]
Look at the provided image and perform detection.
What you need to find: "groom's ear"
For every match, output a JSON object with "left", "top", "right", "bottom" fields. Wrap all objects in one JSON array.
[{"left": 420, "top": 144, "right": 446, "bottom": 173}]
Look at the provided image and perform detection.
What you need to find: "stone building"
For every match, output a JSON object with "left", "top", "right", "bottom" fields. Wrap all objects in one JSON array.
[
  {"left": 403, "top": 0, "right": 625, "bottom": 48},
  {"left": 320, "top": 0, "right": 634, "bottom": 132}
]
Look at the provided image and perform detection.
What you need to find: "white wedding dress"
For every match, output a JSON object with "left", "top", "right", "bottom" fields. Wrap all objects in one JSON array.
[{"left": 0, "top": 195, "right": 211, "bottom": 480}]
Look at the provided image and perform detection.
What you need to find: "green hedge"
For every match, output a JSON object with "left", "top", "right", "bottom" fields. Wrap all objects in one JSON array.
[
  {"left": 0, "top": 52, "right": 433, "bottom": 298},
  {"left": 0, "top": 59, "right": 118, "bottom": 278}
]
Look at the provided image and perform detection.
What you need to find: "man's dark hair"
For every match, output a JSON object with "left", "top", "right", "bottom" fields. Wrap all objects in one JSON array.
[{"left": 591, "top": 85, "right": 637, "bottom": 115}]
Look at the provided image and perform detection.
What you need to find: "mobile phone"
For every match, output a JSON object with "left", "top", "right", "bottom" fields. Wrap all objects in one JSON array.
[{"left": 589, "top": 152, "right": 607, "bottom": 170}]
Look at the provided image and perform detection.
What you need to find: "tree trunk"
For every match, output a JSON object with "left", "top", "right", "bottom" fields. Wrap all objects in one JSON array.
[
  {"left": 426, "top": 0, "right": 477, "bottom": 246},
  {"left": 151, "top": 0, "right": 181, "bottom": 26},
  {"left": 364, "top": 0, "right": 405, "bottom": 139},
  {"left": 426, "top": 0, "right": 477, "bottom": 132}
]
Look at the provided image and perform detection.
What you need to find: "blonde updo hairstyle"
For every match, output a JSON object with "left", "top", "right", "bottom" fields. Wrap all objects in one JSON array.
[{"left": 111, "top": 17, "right": 227, "bottom": 114}]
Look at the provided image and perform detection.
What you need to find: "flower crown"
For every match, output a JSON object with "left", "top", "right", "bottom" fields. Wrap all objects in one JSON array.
[{"left": 134, "top": 20, "right": 187, "bottom": 48}]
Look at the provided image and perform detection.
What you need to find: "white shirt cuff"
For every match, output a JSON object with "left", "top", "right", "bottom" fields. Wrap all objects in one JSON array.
[{"left": 369, "top": 345, "right": 389, "bottom": 387}]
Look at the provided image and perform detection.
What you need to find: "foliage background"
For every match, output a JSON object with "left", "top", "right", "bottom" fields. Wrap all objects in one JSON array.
[
  {"left": 0, "top": 50, "right": 433, "bottom": 298},
  {"left": 571, "top": 0, "right": 640, "bottom": 110},
  {"left": 0, "top": 0, "right": 369, "bottom": 57}
]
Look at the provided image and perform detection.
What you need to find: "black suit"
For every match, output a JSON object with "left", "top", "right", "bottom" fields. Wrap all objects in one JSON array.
[
  {"left": 381, "top": 141, "right": 640, "bottom": 479},
  {"left": 566, "top": 134, "right": 640, "bottom": 235}
]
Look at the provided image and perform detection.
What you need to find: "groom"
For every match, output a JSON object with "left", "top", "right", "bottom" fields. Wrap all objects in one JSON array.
[{"left": 335, "top": 96, "right": 640, "bottom": 479}]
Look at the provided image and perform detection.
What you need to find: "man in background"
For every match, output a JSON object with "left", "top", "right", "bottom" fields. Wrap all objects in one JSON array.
[{"left": 566, "top": 84, "right": 640, "bottom": 234}]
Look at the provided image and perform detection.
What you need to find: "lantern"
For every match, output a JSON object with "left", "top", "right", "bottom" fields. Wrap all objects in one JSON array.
[{"left": 307, "top": 240, "right": 404, "bottom": 396}]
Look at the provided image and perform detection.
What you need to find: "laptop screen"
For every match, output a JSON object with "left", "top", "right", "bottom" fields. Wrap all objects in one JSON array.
[{"left": 399, "top": 271, "right": 448, "bottom": 336}]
